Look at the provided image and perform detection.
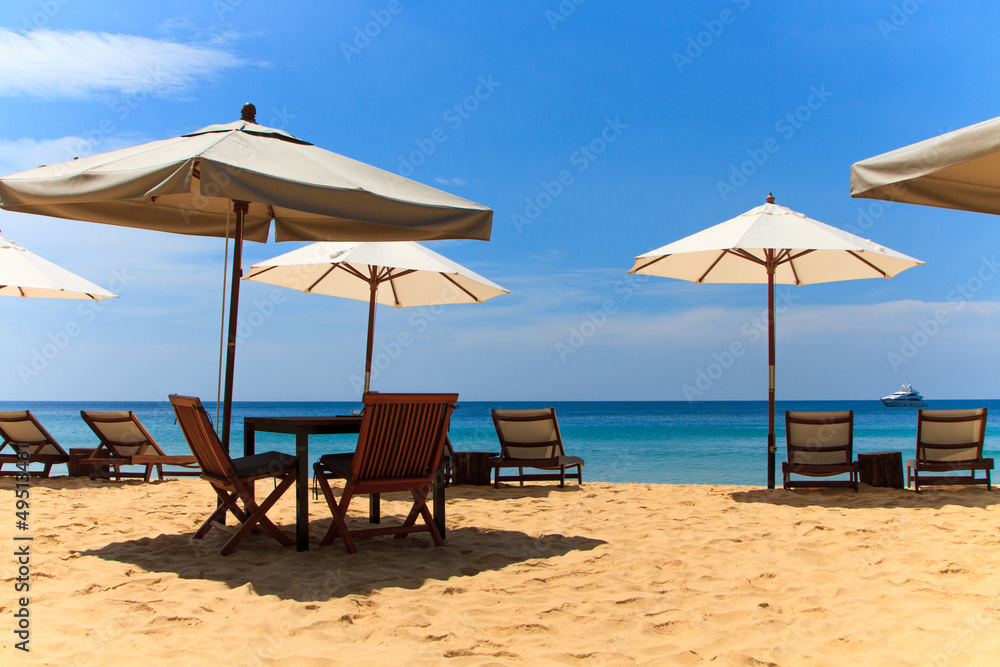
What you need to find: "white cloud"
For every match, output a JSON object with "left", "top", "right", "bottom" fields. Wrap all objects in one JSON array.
[{"left": 0, "top": 29, "right": 245, "bottom": 99}]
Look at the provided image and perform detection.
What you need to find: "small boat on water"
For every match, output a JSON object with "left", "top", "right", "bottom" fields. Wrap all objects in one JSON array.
[{"left": 880, "top": 383, "right": 928, "bottom": 407}]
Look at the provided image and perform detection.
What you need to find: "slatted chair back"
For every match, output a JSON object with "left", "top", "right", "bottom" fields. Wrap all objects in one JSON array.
[
  {"left": 916, "top": 408, "right": 987, "bottom": 463},
  {"left": 351, "top": 393, "right": 457, "bottom": 482},
  {"left": 491, "top": 408, "right": 565, "bottom": 460},
  {"left": 0, "top": 411, "right": 67, "bottom": 456},
  {"left": 785, "top": 411, "right": 854, "bottom": 466},
  {"left": 80, "top": 411, "right": 166, "bottom": 457},
  {"left": 168, "top": 395, "right": 235, "bottom": 480}
]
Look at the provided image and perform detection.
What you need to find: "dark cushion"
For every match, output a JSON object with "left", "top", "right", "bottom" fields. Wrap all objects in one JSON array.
[
  {"left": 316, "top": 452, "right": 354, "bottom": 478},
  {"left": 231, "top": 451, "right": 297, "bottom": 478}
]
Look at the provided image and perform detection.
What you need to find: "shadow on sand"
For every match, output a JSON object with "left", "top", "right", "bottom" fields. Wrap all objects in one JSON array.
[
  {"left": 77, "top": 481, "right": 601, "bottom": 602},
  {"left": 731, "top": 484, "right": 999, "bottom": 510}
]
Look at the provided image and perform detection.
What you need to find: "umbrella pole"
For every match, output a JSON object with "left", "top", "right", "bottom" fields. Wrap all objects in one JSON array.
[
  {"left": 767, "top": 253, "right": 776, "bottom": 489},
  {"left": 363, "top": 269, "right": 377, "bottom": 393},
  {"left": 220, "top": 200, "right": 248, "bottom": 453}
]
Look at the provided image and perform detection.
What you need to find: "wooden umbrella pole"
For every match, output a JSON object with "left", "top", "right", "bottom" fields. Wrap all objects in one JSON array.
[
  {"left": 363, "top": 268, "right": 378, "bottom": 393},
  {"left": 221, "top": 200, "right": 248, "bottom": 453},
  {"left": 767, "top": 251, "right": 777, "bottom": 489}
]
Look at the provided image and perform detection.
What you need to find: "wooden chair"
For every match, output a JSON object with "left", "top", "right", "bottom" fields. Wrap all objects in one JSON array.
[
  {"left": 907, "top": 408, "right": 993, "bottom": 492},
  {"left": 168, "top": 395, "right": 297, "bottom": 556},
  {"left": 0, "top": 411, "right": 69, "bottom": 477},
  {"left": 488, "top": 408, "right": 584, "bottom": 488},
  {"left": 313, "top": 392, "right": 457, "bottom": 553},
  {"left": 783, "top": 411, "right": 858, "bottom": 491},
  {"left": 80, "top": 410, "right": 200, "bottom": 482}
]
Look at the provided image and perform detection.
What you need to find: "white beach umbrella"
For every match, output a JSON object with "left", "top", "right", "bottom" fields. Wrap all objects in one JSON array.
[
  {"left": 0, "top": 104, "right": 493, "bottom": 448},
  {"left": 850, "top": 115, "right": 1000, "bottom": 215},
  {"left": 244, "top": 241, "right": 509, "bottom": 392},
  {"left": 0, "top": 231, "right": 117, "bottom": 300},
  {"left": 628, "top": 194, "right": 924, "bottom": 488}
]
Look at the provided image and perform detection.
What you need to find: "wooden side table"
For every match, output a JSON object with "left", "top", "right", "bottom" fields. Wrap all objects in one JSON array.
[
  {"left": 68, "top": 448, "right": 110, "bottom": 479},
  {"left": 452, "top": 451, "right": 498, "bottom": 485},
  {"left": 858, "top": 451, "right": 904, "bottom": 488}
]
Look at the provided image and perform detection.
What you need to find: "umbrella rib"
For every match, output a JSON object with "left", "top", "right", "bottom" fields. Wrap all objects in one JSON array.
[
  {"left": 729, "top": 248, "right": 767, "bottom": 266},
  {"left": 785, "top": 249, "right": 815, "bottom": 262},
  {"left": 386, "top": 270, "right": 403, "bottom": 307},
  {"left": 632, "top": 254, "right": 670, "bottom": 273},
  {"left": 692, "top": 251, "right": 726, "bottom": 283},
  {"left": 336, "top": 263, "right": 369, "bottom": 282},
  {"left": 847, "top": 250, "right": 887, "bottom": 277},
  {"left": 440, "top": 272, "right": 481, "bottom": 302},
  {"left": 306, "top": 265, "right": 338, "bottom": 292}
]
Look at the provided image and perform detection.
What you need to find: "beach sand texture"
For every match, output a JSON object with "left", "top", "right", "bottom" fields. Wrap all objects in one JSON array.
[{"left": 2, "top": 477, "right": 1000, "bottom": 666}]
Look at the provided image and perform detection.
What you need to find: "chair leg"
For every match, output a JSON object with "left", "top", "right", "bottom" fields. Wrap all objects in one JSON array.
[
  {"left": 42, "top": 462, "right": 52, "bottom": 478},
  {"left": 221, "top": 474, "right": 295, "bottom": 556},
  {"left": 396, "top": 487, "right": 443, "bottom": 547},
  {"left": 314, "top": 469, "right": 358, "bottom": 554},
  {"left": 195, "top": 491, "right": 240, "bottom": 539},
  {"left": 559, "top": 466, "right": 565, "bottom": 488}
]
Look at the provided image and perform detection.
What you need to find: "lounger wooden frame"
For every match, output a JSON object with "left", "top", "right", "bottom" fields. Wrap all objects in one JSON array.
[
  {"left": 782, "top": 411, "right": 858, "bottom": 491},
  {"left": 0, "top": 410, "right": 69, "bottom": 477},
  {"left": 80, "top": 410, "right": 199, "bottom": 482},
  {"left": 169, "top": 395, "right": 297, "bottom": 556},
  {"left": 313, "top": 392, "right": 457, "bottom": 554},
  {"left": 907, "top": 408, "right": 993, "bottom": 493},
  {"left": 488, "top": 408, "right": 584, "bottom": 488}
]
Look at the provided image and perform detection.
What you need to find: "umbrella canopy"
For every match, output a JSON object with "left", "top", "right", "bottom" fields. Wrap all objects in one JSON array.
[
  {"left": 850, "top": 115, "right": 1000, "bottom": 215},
  {"left": 244, "top": 241, "right": 509, "bottom": 392},
  {"left": 629, "top": 194, "right": 923, "bottom": 488},
  {"left": 0, "top": 104, "right": 493, "bottom": 449},
  {"left": 0, "top": 232, "right": 117, "bottom": 300}
]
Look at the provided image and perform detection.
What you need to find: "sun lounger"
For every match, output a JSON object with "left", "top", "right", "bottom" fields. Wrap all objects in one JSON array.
[
  {"left": 0, "top": 410, "right": 69, "bottom": 477},
  {"left": 488, "top": 408, "right": 584, "bottom": 488},
  {"left": 80, "top": 410, "right": 199, "bottom": 482},
  {"left": 782, "top": 411, "right": 858, "bottom": 491},
  {"left": 907, "top": 408, "right": 992, "bottom": 492}
]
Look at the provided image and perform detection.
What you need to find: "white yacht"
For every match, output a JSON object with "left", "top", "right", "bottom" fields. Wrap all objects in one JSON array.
[{"left": 880, "top": 383, "right": 928, "bottom": 407}]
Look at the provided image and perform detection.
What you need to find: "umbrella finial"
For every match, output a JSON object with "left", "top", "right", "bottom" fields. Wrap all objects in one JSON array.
[
  {"left": 766, "top": 193, "right": 775, "bottom": 204},
  {"left": 241, "top": 103, "right": 257, "bottom": 123}
]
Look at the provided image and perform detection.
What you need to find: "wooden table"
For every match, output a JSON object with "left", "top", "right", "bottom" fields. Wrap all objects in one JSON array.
[
  {"left": 244, "top": 415, "right": 363, "bottom": 552},
  {"left": 858, "top": 450, "right": 904, "bottom": 489},
  {"left": 244, "top": 415, "right": 448, "bottom": 551}
]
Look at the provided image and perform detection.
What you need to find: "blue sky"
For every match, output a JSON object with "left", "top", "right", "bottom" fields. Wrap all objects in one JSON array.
[{"left": 1, "top": 0, "right": 999, "bottom": 402}]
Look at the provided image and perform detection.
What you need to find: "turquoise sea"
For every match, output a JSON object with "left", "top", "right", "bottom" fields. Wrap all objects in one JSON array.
[{"left": 4, "top": 400, "right": 998, "bottom": 486}]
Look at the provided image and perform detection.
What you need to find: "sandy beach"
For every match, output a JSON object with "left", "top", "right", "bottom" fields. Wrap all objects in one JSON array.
[{"left": 2, "top": 476, "right": 999, "bottom": 665}]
